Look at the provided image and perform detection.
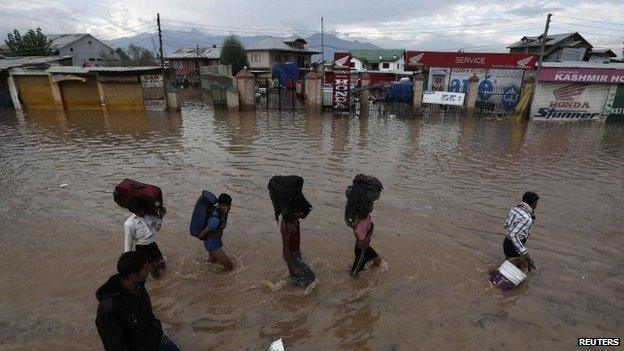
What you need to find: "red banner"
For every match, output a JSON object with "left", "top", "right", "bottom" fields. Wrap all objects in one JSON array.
[
  {"left": 405, "top": 51, "right": 537, "bottom": 69},
  {"left": 333, "top": 52, "right": 351, "bottom": 112}
]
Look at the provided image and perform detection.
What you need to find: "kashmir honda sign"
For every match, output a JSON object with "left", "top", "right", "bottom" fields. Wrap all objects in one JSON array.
[
  {"left": 531, "top": 82, "right": 609, "bottom": 120},
  {"left": 406, "top": 51, "right": 537, "bottom": 69},
  {"left": 333, "top": 52, "right": 351, "bottom": 113},
  {"left": 539, "top": 67, "right": 624, "bottom": 83}
]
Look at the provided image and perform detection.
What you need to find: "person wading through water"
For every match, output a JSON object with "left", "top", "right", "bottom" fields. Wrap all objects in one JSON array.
[
  {"left": 95, "top": 251, "right": 180, "bottom": 351},
  {"left": 503, "top": 191, "right": 539, "bottom": 271},
  {"left": 269, "top": 175, "right": 315, "bottom": 288},
  {"left": 345, "top": 174, "right": 383, "bottom": 276}
]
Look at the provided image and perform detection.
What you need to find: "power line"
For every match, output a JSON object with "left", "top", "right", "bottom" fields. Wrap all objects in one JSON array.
[
  {"left": 553, "top": 20, "right": 624, "bottom": 33},
  {"left": 556, "top": 14, "right": 624, "bottom": 27},
  {"left": 550, "top": 26, "right": 624, "bottom": 38}
]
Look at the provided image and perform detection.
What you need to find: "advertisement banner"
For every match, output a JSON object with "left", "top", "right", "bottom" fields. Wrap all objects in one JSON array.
[
  {"left": 604, "top": 84, "right": 624, "bottom": 120},
  {"left": 449, "top": 68, "right": 524, "bottom": 111},
  {"left": 140, "top": 74, "right": 165, "bottom": 111},
  {"left": 539, "top": 67, "right": 624, "bottom": 83},
  {"left": 532, "top": 82, "right": 609, "bottom": 120},
  {"left": 333, "top": 52, "right": 351, "bottom": 112},
  {"left": 422, "top": 91, "right": 465, "bottom": 106},
  {"left": 406, "top": 51, "right": 537, "bottom": 69}
]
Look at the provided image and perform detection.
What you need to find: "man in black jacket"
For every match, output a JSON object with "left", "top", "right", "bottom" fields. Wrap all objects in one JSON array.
[{"left": 95, "top": 251, "right": 180, "bottom": 351}]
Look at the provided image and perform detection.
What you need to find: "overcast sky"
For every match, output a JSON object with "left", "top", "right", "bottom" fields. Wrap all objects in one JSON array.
[{"left": 1, "top": 0, "right": 623, "bottom": 54}]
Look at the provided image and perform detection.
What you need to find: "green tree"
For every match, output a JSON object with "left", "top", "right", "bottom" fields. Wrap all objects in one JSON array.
[
  {"left": 102, "top": 45, "right": 155, "bottom": 66},
  {"left": 4, "top": 27, "right": 53, "bottom": 56},
  {"left": 220, "top": 35, "right": 249, "bottom": 75}
]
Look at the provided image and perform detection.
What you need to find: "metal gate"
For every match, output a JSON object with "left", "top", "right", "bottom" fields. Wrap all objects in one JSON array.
[
  {"left": 475, "top": 85, "right": 522, "bottom": 116},
  {"left": 256, "top": 78, "right": 304, "bottom": 110}
]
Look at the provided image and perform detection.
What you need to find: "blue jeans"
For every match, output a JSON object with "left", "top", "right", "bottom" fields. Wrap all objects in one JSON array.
[{"left": 159, "top": 335, "right": 181, "bottom": 351}]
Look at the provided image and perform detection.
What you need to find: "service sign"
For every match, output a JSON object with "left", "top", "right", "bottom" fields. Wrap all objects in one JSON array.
[
  {"left": 406, "top": 51, "right": 537, "bottom": 69},
  {"left": 333, "top": 52, "right": 351, "bottom": 112},
  {"left": 539, "top": 67, "right": 624, "bottom": 84},
  {"left": 532, "top": 82, "right": 609, "bottom": 120},
  {"left": 422, "top": 91, "right": 465, "bottom": 106}
]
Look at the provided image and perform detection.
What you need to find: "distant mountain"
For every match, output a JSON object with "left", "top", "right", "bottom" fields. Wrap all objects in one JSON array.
[
  {"left": 305, "top": 33, "right": 381, "bottom": 61},
  {"left": 105, "top": 29, "right": 380, "bottom": 62}
]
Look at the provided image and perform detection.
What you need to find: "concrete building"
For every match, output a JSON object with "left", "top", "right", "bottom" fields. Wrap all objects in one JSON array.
[
  {"left": 246, "top": 36, "right": 318, "bottom": 77},
  {"left": 167, "top": 46, "right": 221, "bottom": 85},
  {"left": 586, "top": 49, "right": 619, "bottom": 63},
  {"left": 350, "top": 49, "right": 405, "bottom": 72},
  {"left": 507, "top": 32, "right": 593, "bottom": 62},
  {"left": 47, "top": 34, "right": 119, "bottom": 66}
]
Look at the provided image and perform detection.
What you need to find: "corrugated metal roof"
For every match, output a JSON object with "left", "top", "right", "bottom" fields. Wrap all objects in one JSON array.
[
  {"left": 542, "top": 61, "right": 624, "bottom": 69},
  {"left": 166, "top": 47, "right": 221, "bottom": 59},
  {"left": 0, "top": 55, "right": 73, "bottom": 70},
  {"left": 507, "top": 32, "right": 583, "bottom": 48},
  {"left": 45, "top": 66, "right": 161, "bottom": 74},
  {"left": 246, "top": 37, "right": 318, "bottom": 53},
  {"left": 351, "top": 49, "right": 404, "bottom": 63},
  {"left": 47, "top": 34, "right": 89, "bottom": 49}
]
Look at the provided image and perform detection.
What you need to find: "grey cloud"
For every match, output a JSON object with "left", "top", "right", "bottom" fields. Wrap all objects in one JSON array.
[{"left": 507, "top": 5, "right": 564, "bottom": 17}]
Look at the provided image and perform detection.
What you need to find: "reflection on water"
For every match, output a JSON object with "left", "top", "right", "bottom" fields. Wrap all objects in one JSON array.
[{"left": 0, "top": 90, "right": 623, "bottom": 350}]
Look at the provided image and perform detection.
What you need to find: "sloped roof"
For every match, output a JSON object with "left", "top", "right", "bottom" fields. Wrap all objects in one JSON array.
[
  {"left": 166, "top": 47, "right": 221, "bottom": 59},
  {"left": 350, "top": 49, "right": 404, "bottom": 63},
  {"left": 47, "top": 34, "right": 89, "bottom": 49},
  {"left": 507, "top": 32, "right": 592, "bottom": 49},
  {"left": 588, "top": 48, "right": 617, "bottom": 57},
  {"left": 246, "top": 37, "right": 318, "bottom": 53},
  {"left": 0, "top": 55, "right": 73, "bottom": 71}
]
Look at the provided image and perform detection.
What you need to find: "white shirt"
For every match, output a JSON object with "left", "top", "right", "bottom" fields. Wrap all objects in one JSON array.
[
  {"left": 123, "top": 214, "right": 162, "bottom": 252},
  {"left": 504, "top": 202, "right": 534, "bottom": 254}
]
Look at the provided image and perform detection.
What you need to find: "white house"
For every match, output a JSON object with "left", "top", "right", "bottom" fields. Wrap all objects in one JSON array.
[
  {"left": 349, "top": 49, "right": 405, "bottom": 72},
  {"left": 47, "top": 34, "right": 118, "bottom": 66}
]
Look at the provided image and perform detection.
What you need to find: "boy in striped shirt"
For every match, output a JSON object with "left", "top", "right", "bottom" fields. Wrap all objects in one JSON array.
[{"left": 504, "top": 191, "right": 539, "bottom": 270}]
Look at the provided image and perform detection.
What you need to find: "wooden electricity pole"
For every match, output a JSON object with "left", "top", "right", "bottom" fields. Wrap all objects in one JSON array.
[{"left": 537, "top": 13, "right": 552, "bottom": 74}]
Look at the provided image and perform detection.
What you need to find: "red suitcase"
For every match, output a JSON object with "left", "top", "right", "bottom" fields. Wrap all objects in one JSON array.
[{"left": 113, "top": 178, "right": 163, "bottom": 216}]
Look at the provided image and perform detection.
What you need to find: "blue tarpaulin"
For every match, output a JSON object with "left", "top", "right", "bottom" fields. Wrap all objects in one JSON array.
[
  {"left": 272, "top": 63, "right": 300, "bottom": 87},
  {"left": 388, "top": 82, "right": 413, "bottom": 103}
]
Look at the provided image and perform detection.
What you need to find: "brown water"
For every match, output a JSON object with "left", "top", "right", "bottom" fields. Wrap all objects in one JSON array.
[{"left": 1, "top": 91, "right": 623, "bottom": 350}]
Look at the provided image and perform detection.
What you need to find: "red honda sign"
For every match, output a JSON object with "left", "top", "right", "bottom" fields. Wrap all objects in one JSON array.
[
  {"left": 333, "top": 52, "right": 351, "bottom": 112},
  {"left": 405, "top": 51, "right": 537, "bottom": 69}
]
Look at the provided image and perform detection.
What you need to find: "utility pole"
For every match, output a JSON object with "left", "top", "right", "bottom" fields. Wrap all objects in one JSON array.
[
  {"left": 321, "top": 17, "right": 324, "bottom": 63},
  {"left": 196, "top": 43, "right": 200, "bottom": 83},
  {"left": 537, "top": 13, "right": 552, "bottom": 75},
  {"left": 157, "top": 13, "right": 167, "bottom": 105}
]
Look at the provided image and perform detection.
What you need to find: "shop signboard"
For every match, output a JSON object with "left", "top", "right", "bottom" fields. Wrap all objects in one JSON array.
[
  {"left": 406, "top": 51, "right": 537, "bottom": 69},
  {"left": 333, "top": 52, "right": 351, "bottom": 112},
  {"left": 422, "top": 91, "right": 465, "bottom": 106},
  {"left": 532, "top": 82, "right": 609, "bottom": 120},
  {"left": 539, "top": 67, "right": 624, "bottom": 83},
  {"left": 604, "top": 84, "right": 624, "bottom": 121}
]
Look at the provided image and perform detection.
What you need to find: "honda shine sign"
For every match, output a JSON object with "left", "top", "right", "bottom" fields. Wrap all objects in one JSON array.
[
  {"left": 405, "top": 51, "right": 537, "bottom": 69},
  {"left": 333, "top": 52, "right": 351, "bottom": 113}
]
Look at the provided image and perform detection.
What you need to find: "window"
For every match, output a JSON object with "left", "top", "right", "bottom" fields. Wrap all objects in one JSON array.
[
  {"left": 250, "top": 53, "right": 261, "bottom": 63},
  {"left": 173, "top": 61, "right": 183, "bottom": 69},
  {"left": 193, "top": 61, "right": 199, "bottom": 70},
  {"left": 70, "top": 48, "right": 74, "bottom": 52},
  {"left": 88, "top": 40, "right": 92, "bottom": 44},
  {"left": 350, "top": 62, "right": 355, "bottom": 68},
  {"left": 382, "top": 62, "right": 390, "bottom": 69},
  {"left": 371, "top": 63, "right": 379, "bottom": 70}
]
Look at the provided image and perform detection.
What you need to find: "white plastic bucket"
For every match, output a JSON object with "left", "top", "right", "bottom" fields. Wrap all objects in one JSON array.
[{"left": 498, "top": 260, "right": 527, "bottom": 285}]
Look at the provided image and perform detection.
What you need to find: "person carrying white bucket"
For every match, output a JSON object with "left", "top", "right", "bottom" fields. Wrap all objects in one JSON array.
[
  {"left": 490, "top": 191, "right": 540, "bottom": 290},
  {"left": 503, "top": 191, "right": 539, "bottom": 271}
]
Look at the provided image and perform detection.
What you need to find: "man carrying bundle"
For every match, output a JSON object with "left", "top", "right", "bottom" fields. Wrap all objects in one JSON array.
[
  {"left": 268, "top": 175, "right": 316, "bottom": 288},
  {"left": 345, "top": 174, "right": 383, "bottom": 277}
]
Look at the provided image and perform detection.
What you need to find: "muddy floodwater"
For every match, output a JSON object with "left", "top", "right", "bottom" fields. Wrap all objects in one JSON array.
[{"left": 1, "top": 90, "right": 623, "bottom": 350}]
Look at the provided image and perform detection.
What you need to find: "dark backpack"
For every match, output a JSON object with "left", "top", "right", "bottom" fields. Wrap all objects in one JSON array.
[
  {"left": 189, "top": 190, "right": 217, "bottom": 237},
  {"left": 268, "top": 175, "right": 312, "bottom": 221},
  {"left": 345, "top": 174, "right": 383, "bottom": 228}
]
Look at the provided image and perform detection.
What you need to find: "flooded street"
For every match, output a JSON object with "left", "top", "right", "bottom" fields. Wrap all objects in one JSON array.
[{"left": 1, "top": 90, "right": 623, "bottom": 350}]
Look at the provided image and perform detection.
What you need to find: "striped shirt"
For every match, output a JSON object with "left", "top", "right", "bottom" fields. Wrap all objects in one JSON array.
[{"left": 504, "top": 203, "right": 534, "bottom": 254}]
